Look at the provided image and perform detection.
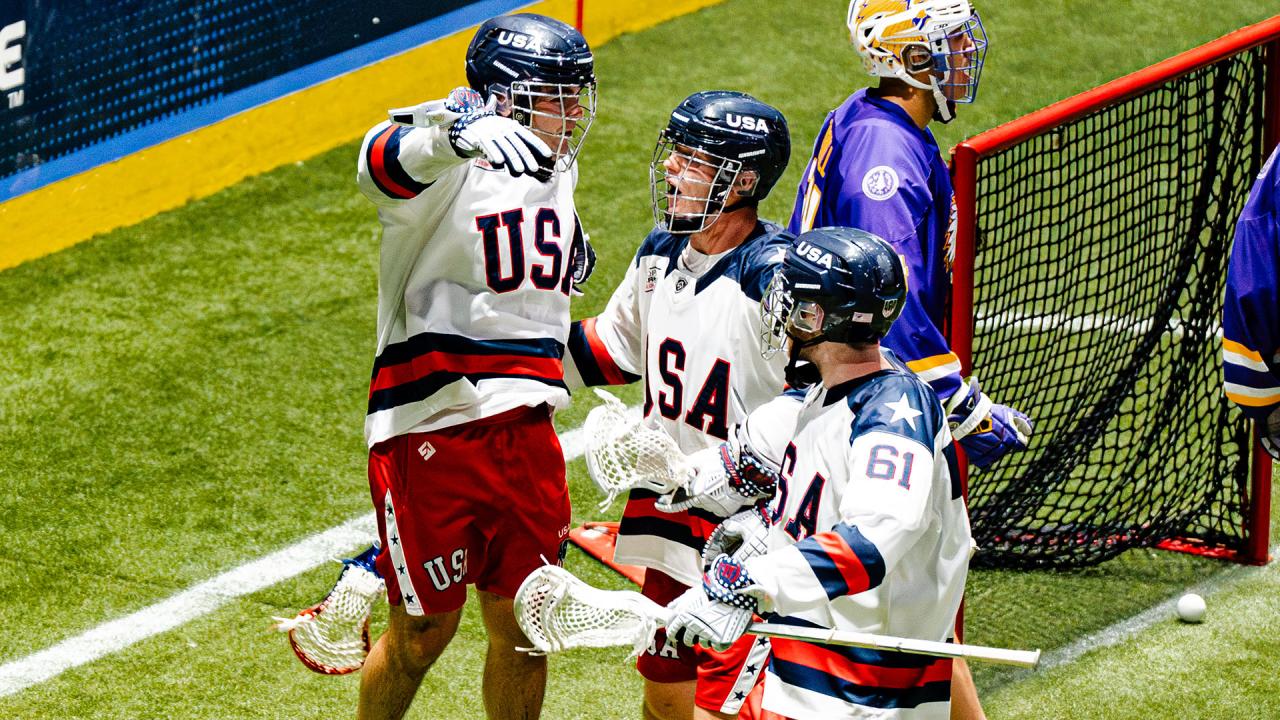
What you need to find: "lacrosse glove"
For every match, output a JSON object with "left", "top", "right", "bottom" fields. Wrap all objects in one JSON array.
[
  {"left": 656, "top": 433, "right": 779, "bottom": 517},
  {"left": 568, "top": 223, "right": 596, "bottom": 295},
  {"left": 666, "top": 554, "right": 759, "bottom": 651},
  {"left": 388, "top": 87, "right": 485, "bottom": 128},
  {"left": 447, "top": 105, "right": 553, "bottom": 179},
  {"left": 702, "top": 504, "right": 772, "bottom": 570},
  {"left": 946, "top": 376, "right": 1033, "bottom": 468}
]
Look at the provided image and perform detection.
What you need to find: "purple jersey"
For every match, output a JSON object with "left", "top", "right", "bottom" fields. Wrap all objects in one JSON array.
[
  {"left": 1223, "top": 143, "right": 1280, "bottom": 419},
  {"left": 788, "top": 89, "right": 961, "bottom": 400}
]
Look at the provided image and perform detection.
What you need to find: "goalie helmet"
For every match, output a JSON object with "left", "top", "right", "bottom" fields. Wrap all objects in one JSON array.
[
  {"left": 846, "top": 0, "right": 988, "bottom": 121},
  {"left": 650, "top": 90, "right": 791, "bottom": 234},
  {"left": 760, "top": 226, "right": 907, "bottom": 357},
  {"left": 465, "top": 13, "right": 597, "bottom": 168}
]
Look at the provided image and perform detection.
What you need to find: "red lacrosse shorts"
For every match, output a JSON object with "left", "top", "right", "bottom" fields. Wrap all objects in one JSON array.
[
  {"left": 638, "top": 569, "right": 770, "bottom": 717},
  {"left": 368, "top": 404, "right": 570, "bottom": 616}
]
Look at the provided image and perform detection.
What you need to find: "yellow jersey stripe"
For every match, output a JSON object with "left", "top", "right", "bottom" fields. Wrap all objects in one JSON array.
[{"left": 1222, "top": 338, "right": 1264, "bottom": 363}]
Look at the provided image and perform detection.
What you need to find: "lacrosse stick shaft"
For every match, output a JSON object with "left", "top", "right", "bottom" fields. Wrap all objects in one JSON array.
[{"left": 745, "top": 622, "right": 1040, "bottom": 668}]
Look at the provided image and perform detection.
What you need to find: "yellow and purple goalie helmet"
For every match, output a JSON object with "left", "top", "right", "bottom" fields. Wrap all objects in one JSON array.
[{"left": 846, "top": 0, "right": 988, "bottom": 106}]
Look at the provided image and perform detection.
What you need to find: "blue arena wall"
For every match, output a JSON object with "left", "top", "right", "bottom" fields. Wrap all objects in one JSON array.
[
  {"left": 0, "top": 0, "right": 522, "bottom": 200},
  {"left": 0, "top": 0, "right": 725, "bottom": 269}
]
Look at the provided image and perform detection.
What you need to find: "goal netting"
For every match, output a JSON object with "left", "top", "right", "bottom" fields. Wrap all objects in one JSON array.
[{"left": 950, "top": 19, "right": 1279, "bottom": 569}]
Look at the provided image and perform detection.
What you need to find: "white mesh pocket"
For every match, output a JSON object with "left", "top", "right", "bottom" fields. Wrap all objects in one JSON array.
[
  {"left": 275, "top": 562, "right": 385, "bottom": 675},
  {"left": 584, "top": 389, "right": 688, "bottom": 509},
  {"left": 515, "top": 565, "right": 664, "bottom": 658}
]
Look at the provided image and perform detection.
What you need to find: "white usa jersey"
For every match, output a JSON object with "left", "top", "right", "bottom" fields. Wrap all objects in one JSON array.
[
  {"left": 742, "top": 360, "right": 971, "bottom": 720},
  {"left": 564, "top": 223, "right": 790, "bottom": 585},
  {"left": 357, "top": 121, "right": 580, "bottom": 447}
]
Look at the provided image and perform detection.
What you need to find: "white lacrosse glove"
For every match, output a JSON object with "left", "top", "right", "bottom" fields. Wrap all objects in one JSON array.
[
  {"left": 656, "top": 434, "right": 779, "bottom": 517},
  {"left": 702, "top": 504, "right": 772, "bottom": 570},
  {"left": 388, "top": 86, "right": 486, "bottom": 129},
  {"left": 666, "top": 555, "right": 759, "bottom": 652},
  {"left": 448, "top": 101, "right": 553, "bottom": 179}
]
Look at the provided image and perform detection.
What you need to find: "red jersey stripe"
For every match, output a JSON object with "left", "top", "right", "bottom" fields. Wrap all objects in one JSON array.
[
  {"left": 370, "top": 127, "right": 418, "bottom": 199},
  {"left": 770, "top": 638, "right": 953, "bottom": 689},
  {"left": 621, "top": 495, "right": 719, "bottom": 535},
  {"left": 370, "top": 351, "right": 564, "bottom": 395},
  {"left": 581, "top": 317, "right": 629, "bottom": 385},
  {"left": 812, "top": 532, "right": 871, "bottom": 595}
]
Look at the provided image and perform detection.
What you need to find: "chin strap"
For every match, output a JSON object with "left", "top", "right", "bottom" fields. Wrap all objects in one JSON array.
[
  {"left": 931, "top": 83, "right": 954, "bottom": 123},
  {"left": 783, "top": 340, "right": 823, "bottom": 388}
]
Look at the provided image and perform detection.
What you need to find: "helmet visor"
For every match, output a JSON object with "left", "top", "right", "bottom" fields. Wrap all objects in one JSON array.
[
  {"left": 511, "top": 79, "right": 598, "bottom": 170},
  {"left": 650, "top": 135, "right": 741, "bottom": 235}
]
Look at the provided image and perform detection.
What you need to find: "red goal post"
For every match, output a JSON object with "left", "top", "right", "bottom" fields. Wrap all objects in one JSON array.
[{"left": 949, "top": 16, "right": 1280, "bottom": 569}]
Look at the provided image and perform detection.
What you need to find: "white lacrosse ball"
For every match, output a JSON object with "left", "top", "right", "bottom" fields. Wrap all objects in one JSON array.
[{"left": 1176, "top": 593, "right": 1206, "bottom": 624}]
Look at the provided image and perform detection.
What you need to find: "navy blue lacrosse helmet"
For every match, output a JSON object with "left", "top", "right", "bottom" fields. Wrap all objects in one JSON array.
[
  {"left": 465, "top": 14, "right": 595, "bottom": 96},
  {"left": 464, "top": 14, "right": 597, "bottom": 169},
  {"left": 761, "top": 226, "right": 907, "bottom": 356},
  {"left": 651, "top": 90, "right": 790, "bottom": 234}
]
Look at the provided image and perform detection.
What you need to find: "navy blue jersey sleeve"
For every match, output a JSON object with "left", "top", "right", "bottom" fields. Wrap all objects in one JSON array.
[
  {"left": 737, "top": 223, "right": 793, "bottom": 302},
  {"left": 846, "top": 371, "right": 947, "bottom": 448},
  {"left": 1223, "top": 146, "right": 1280, "bottom": 418}
]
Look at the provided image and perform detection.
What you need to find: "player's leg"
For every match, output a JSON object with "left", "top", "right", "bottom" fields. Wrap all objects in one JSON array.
[
  {"left": 357, "top": 602, "right": 462, "bottom": 720},
  {"left": 358, "top": 428, "right": 477, "bottom": 718},
  {"left": 644, "top": 679, "right": 696, "bottom": 720},
  {"left": 478, "top": 590, "right": 549, "bottom": 720},
  {"left": 471, "top": 404, "right": 571, "bottom": 720},
  {"left": 949, "top": 658, "right": 987, "bottom": 720}
]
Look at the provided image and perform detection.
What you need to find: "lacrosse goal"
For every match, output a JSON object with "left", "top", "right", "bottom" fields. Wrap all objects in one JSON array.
[{"left": 949, "top": 16, "right": 1280, "bottom": 569}]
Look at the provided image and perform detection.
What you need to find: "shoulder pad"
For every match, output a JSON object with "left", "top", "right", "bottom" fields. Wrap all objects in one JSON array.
[
  {"left": 847, "top": 371, "right": 945, "bottom": 446},
  {"left": 634, "top": 226, "right": 684, "bottom": 267}
]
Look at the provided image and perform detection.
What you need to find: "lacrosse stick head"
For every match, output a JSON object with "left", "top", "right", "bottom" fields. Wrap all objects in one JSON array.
[
  {"left": 274, "top": 557, "right": 385, "bottom": 675},
  {"left": 514, "top": 565, "right": 668, "bottom": 658},
  {"left": 584, "top": 389, "right": 690, "bottom": 510}
]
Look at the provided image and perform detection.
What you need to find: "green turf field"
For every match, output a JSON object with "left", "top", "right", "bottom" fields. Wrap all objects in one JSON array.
[{"left": 2, "top": 1, "right": 1278, "bottom": 718}]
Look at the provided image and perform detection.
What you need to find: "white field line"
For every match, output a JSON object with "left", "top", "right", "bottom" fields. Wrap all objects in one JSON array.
[
  {"left": 0, "top": 420, "right": 598, "bottom": 698},
  {"left": 974, "top": 309, "right": 1224, "bottom": 342},
  {"left": 977, "top": 541, "right": 1280, "bottom": 690}
]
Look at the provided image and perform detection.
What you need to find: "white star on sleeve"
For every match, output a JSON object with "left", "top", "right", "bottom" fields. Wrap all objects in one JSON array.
[{"left": 884, "top": 392, "right": 923, "bottom": 431}]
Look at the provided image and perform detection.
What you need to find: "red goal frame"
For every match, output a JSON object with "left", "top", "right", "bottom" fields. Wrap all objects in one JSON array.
[{"left": 949, "top": 16, "right": 1280, "bottom": 566}]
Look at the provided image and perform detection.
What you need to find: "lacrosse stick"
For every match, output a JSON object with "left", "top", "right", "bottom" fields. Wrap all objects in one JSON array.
[
  {"left": 514, "top": 565, "right": 1041, "bottom": 668},
  {"left": 273, "top": 546, "right": 386, "bottom": 675},
  {"left": 583, "top": 388, "right": 690, "bottom": 510}
]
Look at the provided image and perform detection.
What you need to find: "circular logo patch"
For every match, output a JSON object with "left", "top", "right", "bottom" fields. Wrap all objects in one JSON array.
[{"left": 861, "top": 165, "right": 900, "bottom": 201}]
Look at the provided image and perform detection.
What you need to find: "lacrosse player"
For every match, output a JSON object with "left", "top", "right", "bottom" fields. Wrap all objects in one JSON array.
[
  {"left": 1224, "top": 142, "right": 1280, "bottom": 458},
  {"left": 347, "top": 13, "right": 595, "bottom": 720},
  {"left": 789, "top": 0, "right": 1031, "bottom": 474},
  {"left": 787, "top": 8, "right": 1012, "bottom": 711},
  {"left": 563, "top": 90, "right": 792, "bottom": 719},
  {"left": 667, "top": 227, "right": 972, "bottom": 719}
]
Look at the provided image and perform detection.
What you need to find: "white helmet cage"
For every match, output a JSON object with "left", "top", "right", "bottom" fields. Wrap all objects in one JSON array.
[
  {"left": 495, "top": 80, "right": 598, "bottom": 171},
  {"left": 649, "top": 137, "right": 745, "bottom": 235},
  {"left": 760, "top": 270, "right": 825, "bottom": 359},
  {"left": 847, "top": 0, "right": 988, "bottom": 107}
]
